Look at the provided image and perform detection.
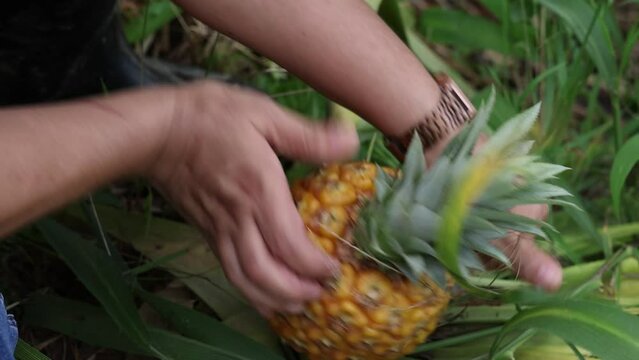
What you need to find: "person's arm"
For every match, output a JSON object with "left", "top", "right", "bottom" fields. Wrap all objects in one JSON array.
[
  {"left": 175, "top": 0, "right": 562, "bottom": 291},
  {"left": 0, "top": 87, "right": 174, "bottom": 235},
  {"left": 175, "top": 0, "right": 440, "bottom": 138},
  {"left": 0, "top": 81, "right": 359, "bottom": 314}
]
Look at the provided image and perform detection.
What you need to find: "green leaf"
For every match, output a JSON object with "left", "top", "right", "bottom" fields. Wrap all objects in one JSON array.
[
  {"left": 254, "top": 74, "right": 329, "bottom": 120},
  {"left": 405, "top": 204, "right": 440, "bottom": 241},
  {"left": 534, "top": 0, "right": 618, "bottom": 87},
  {"left": 378, "top": 0, "right": 408, "bottom": 43},
  {"left": 412, "top": 325, "right": 503, "bottom": 353},
  {"left": 148, "top": 328, "right": 259, "bottom": 360},
  {"left": 22, "top": 294, "right": 148, "bottom": 355},
  {"left": 365, "top": 0, "right": 383, "bottom": 10},
  {"left": 414, "top": 159, "right": 450, "bottom": 210},
  {"left": 427, "top": 332, "right": 595, "bottom": 360},
  {"left": 621, "top": 23, "right": 639, "bottom": 75},
  {"left": 405, "top": 30, "right": 475, "bottom": 96},
  {"left": 285, "top": 163, "right": 318, "bottom": 183},
  {"left": 479, "top": 102, "right": 540, "bottom": 156},
  {"left": 490, "top": 300, "right": 639, "bottom": 360},
  {"left": 37, "top": 220, "right": 151, "bottom": 350},
  {"left": 65, "top": 205, "right": 248, "bottom": 319},
  {"left": 465, "top": 235, "right": 511, "bottom": 267},
  {"left": 611, "top": 135, "right": 639, "bottom": 218},
  {"left": 222, "top": 310, "right": 282, "bottom": 352},
  {"left": 123, "top": 0, "right": 181, "bottom": 44},
  {"left": 472, "top": 87, "right": 518, "bottom": 128},
  {"left": 557, "top": 222, "right": 639, "bottom": 259},
  {"left": 23, "top": 294, "right": 270, "bottom": 360},
  {"left": 15, "top": 339, "right": 52, "bottom": 360},
  {"left": 139, "top": 291, "right": 283, "bottom": 360},
  {"left": 402, "top": 134, "right": 427, "bottom": 182},
  {"left": 419, "top": 9, "right": 512, "bottom": 55}
]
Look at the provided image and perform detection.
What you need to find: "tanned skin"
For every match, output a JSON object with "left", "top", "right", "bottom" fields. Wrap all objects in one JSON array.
[{"left": 0, "top": 0, "right": 560, "bottom": 315}]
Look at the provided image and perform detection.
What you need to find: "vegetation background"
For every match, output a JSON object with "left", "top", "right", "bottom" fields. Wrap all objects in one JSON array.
[{"left": 3, "top": 0, "right": 639, "bottom": 359}]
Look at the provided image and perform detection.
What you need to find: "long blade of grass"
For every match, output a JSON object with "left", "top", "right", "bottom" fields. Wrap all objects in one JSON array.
[
  {"left": 555, "top": 179, "right": 611, "bottom": 257},
  {"left": 254, "top": 75, "right": 329, "bottom": 120},
  {"left": 125, "top": 248, "right": 190, "bottom": 277},
  {"left": 139, "top": 290, "right": 283, "bottom": 359},
  {"left": 412, "top": 326, "right": 503, "bottom": 353},
  {"left": 22, "top": 294, "right": 148, "bottom": 355},
  {"left": 611, "top": 135, "right": 639, "bottom": 218},
  {"left": 374, "top": 0, "right": 474, "bottom": 95},
  {"left": 418, "top": 8, "right": 513, "bottom": 55},
  {"left": 148, "top": 329, "right": 261, "bottom": 360},
  {"left": 490, "top": 329, "right": 537, "bottom": 359},
  {"left": 552, "top": 222, "right": 639, "bottom": 259},
  {"left": 427, "top": 332, "right": 595, "bottom": 360},
  {"left": 15, "top": 339, "right": 52, "bottom": 360},
  {"left": 37, "top": 219, "right": 151, "bottom": 350},
  {"left": 378, "top": 0, "right": 408, "bottom": 43},
  {"left": 620, "top": 23, "right": 639, "bottom": 75},
  {"left": 65, "top": 204, "right": 248, "bottom": 318},
  {"left": 534, "top": 0, "right": 618, "bottom": 87},
  {"left": 23, "top": 294, "right": 272, "bottom": 360},
  {"left": 406, "top": 30, "right": 475, "bottom": 96},
  {"left": 64, "top": 205, "right": 280, "bottom": 347},
  {"left": 489, "top": 300, "right": 639, "bottom": 360}
]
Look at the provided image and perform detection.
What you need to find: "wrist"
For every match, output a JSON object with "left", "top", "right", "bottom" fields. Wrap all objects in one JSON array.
[
  {"left": 141, "top": 84, "right": 194, "bottom": 183},
  {"left": 143, "top": 80, "right": 227, "bottom": 184},
  {"left": 384, "top": 74, "right": 475, "bottom": 162},
  {"left": 116, "top": 85, "right": 185, "bottom": 179}
]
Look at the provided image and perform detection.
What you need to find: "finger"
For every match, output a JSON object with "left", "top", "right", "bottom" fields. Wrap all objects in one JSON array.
[
  {"left": 472, "top": 132, "right": 490, "bottom": 154},
  {"left": 254, "top": 150, "right": 339, "bottom": 280},
  {"left": 256, "top": 305, "right": 274, "bottom": 319},
  {"left": 494, "top": 232, "right": 563, "bottom": 291},
  {"left": 235, "top": 215, "right": 324, "bottom": 303},
  {"left": 256, "top": 108, "right": 359, "bottom": 163},
  {"left": 511, "top": 203, "right": 549, "bottom": 221},
  {"left": 217, "top": 235, "right": 305, "bottom": 314},
  {"left": 198, "top": 177, "right": 309, "bottom": 313}
]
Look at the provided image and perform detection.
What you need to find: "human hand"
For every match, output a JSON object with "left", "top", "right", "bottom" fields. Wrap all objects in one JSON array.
[
  {"left": 425, "top": 132, "right": 562, "bottom": 291},
  {"left": 148, "top": 81, "right": 359, "bottom": 315},
  {"left": 492, "top": 203, "right": 562, "bottom": 291}
]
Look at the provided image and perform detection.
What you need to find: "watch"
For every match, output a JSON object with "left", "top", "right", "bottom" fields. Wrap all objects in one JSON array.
[{"left": 385, "top": 74, "right": 476, "bottom": 160}]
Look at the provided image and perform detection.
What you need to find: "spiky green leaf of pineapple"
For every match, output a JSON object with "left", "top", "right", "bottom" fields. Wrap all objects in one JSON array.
[{"left": 354, "top": 90, "right": 573, "bottom": 288}]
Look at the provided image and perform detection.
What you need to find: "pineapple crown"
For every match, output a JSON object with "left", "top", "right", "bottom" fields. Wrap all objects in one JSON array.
[{"left": 354, "top": 91, "right": 573, "bottom": 288}]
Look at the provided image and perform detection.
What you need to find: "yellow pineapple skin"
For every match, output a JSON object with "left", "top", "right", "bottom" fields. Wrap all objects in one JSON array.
[{"left": 270, "top": 163, "right": 450, "bottom": 360}]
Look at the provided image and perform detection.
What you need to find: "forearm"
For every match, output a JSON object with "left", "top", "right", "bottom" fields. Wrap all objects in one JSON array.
[
  {"left": 0, "top": 87, "right": 174, "bottom": 236},
  {"left": 175, "top": 0, "right": 439, "bottom": 136}
]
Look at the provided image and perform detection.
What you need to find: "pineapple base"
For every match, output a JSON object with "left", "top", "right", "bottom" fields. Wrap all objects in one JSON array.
[{"left": 270, "top": 261, "right": 449, "bottom": 360}]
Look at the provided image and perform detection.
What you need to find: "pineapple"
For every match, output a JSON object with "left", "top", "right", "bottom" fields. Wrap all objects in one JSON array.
[{"left": 270, "top": 94, "right": 570, "bottom": 360}]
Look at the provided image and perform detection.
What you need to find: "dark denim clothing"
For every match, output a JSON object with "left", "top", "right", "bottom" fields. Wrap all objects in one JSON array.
[{"left": 0, "top": 294, "right": 17, "bottom": 360}]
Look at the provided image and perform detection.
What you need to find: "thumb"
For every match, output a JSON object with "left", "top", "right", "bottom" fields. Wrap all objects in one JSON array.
[
  {"left": 262, "top": 111, "right": 359, "bottom": 163},
  {"left": 493, "top": 233, "right": 563, "bottom": 292}
]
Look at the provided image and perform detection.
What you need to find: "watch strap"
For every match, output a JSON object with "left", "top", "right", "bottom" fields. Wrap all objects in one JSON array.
[{"left": 385, "top": 74, "right": 476, "bottom": 160}]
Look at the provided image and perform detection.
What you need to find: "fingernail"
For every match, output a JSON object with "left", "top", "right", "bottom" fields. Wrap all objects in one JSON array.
[
  {"left": 327, "top": 121, "right": 358, "bottom": 143},
  {"left": 537, "top": 265, "right": 562, "bottom": 291}
]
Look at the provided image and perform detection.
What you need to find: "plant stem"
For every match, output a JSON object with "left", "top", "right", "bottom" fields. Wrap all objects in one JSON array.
[{"left": 411, "top": 326, "right": 503, "bottom": 354}]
